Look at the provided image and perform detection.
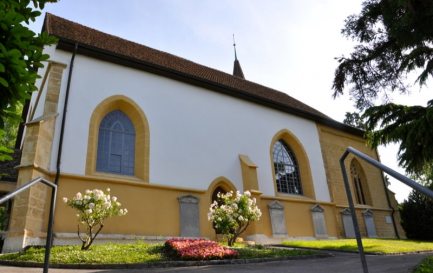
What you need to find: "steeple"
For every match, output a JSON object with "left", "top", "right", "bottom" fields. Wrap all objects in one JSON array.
[{"left": 232, "top": 34, "right": 245, "bottom": 79}]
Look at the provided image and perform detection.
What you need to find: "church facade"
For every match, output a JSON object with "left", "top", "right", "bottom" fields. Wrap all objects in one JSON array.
[{"left": 1, "top": 14, "right": 403, "bottom": 252}]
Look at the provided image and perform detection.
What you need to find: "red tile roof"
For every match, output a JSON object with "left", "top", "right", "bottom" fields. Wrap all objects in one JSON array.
[{"left": 43, "top": 13, "right": 362, "bottom": 136}]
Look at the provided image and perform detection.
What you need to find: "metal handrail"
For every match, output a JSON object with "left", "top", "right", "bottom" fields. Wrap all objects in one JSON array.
[
  {"left": 0, "top": 177, "right": 57, "bottom": 273},
  {"left": 340, "top": 147, "right": 433, "bottom": 273}
]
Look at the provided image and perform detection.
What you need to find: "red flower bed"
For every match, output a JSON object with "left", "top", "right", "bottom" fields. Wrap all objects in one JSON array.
[{"left": 165, "top": 238, "right": 238, "bottom": 260}]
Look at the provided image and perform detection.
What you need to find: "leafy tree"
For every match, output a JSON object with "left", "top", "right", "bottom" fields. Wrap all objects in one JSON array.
[
  {"left": 0, "top": 103, "right": 22, "bottom": 153},
  {"left": 343, "top": 111, "right": 366, "bottom": 130},
  {"left": 333, "top": 0, "right": 433, "bottom": 175},
  {"left": 0, "top": 207, "right": 8, "bottom": 231},
  {"left": 399, "top": 177, "right": 433, "bottom": 241},
  {"left": 0, "top": 0, "right": 57, "bottom": 160}
]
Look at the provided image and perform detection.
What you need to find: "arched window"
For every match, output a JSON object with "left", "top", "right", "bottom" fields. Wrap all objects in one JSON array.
[
  {"left": 350, "top": 160, "right": 371, "bottom": 205},
  {"left": 211, "top": 186, "right": 227, "bottom": 206},
  {"left": 96, "top": 110, "right": 135, "bottom": 175},
  {"left": 273, "top": 140, "right": 302, "bottom": 195}
]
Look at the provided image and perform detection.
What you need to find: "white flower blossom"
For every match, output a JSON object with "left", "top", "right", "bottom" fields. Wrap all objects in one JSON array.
[{"left": 208, "top": 190, "right": 261, "bottom": 244}]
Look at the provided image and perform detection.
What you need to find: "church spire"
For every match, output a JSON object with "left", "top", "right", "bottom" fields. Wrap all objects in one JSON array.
[{"left": 232, "top": 34, "right": 245, "bottom": 79}]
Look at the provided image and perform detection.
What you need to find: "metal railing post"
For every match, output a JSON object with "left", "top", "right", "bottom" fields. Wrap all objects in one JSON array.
[
  {"left": 340, "top": 150, "right": 369, "bottom": 273},
  {"left": 340, "top": 147, "right": 433, "bottom": 273},
  {"left": 0, "top": 177, "right": 57, "bottom": 273}
]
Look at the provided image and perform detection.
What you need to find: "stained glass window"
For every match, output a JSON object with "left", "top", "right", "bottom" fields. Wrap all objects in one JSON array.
[
  {"left": 96, "top": 110, "right": 135, "bottom": 175},
  {"left": 273, "top": 140, "right": 302, "bottom": 195}
]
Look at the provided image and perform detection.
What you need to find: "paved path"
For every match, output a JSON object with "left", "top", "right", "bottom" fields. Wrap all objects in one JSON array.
[{"left": 0, "top": 252, "right": 429, "bottom": 273}]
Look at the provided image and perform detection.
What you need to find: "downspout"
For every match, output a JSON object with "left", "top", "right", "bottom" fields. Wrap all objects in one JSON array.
[
  {"left": 46, "top": 42, "right": 78, "bottom": 247},
  {"left": 54, "top": 42, "right": 78, "bottom": 185},
  {"left": 375, "top": 149, "right": 400, "bottom": 239}
]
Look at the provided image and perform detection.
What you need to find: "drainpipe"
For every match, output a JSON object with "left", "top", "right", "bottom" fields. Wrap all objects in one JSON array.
[
  {"left": 54, "top": 42, "right": 78, "bottom": 185},
  {"left": 46, "top": 42, "right": 78, "bottom": 248},
  {"left": 375, "top": 149, "right": 400, "bottom": 239}
]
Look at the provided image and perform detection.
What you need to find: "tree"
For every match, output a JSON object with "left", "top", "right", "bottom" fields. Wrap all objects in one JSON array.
[
  {"left": 0, "top": 0, "right": 57, "bottom": 160},
  {"left": 399, "top": 173, "right": 433, "bottom": 241},
  {"left": 343, "top": 111, "right": 366, "bottom": 130},
  {"left": 333, "top": 0, "right": 433, "bottom": 175},
  {"left": 63, "top": 188, "right": 128, "bottom": 250},
  {"left": 207, "top": 191, "right": 261, "bottom": 246}
]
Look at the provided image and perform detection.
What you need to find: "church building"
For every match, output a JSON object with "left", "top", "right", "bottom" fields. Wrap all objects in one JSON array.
[{"left": 0, "top": 14, "right": 404, "bottom": 252}]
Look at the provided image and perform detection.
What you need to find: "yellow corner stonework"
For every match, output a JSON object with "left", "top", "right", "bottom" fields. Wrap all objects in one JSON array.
[{"left": 317, "top": 124, "right": 401, "bottom": 238}]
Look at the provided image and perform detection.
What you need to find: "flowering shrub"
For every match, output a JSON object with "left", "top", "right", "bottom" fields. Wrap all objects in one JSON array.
[
  {"left": 208, "top": 191, "right": 262, "bottom": 246},
  {"left": 165, "top": 238, "right": 238, "bottom": 260},
  {"left": 63, "top": 188, "right": 127, "bottom": 250}
]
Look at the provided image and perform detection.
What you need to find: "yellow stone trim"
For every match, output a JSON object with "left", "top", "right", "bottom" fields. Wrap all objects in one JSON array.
[
  {"left": 261, "top": 195, "right": 335, "bottom": 205},
  {"left": 16, "top": 163, "right": 52, "bottom": 175},
  {"left": 269, "top": 129, "right": 316, "bottom": 199},
  {"left": 350, "top": 158, "right": 373, "bottom": 205},
  {"left": 207, "top": 176, "right": 237, "bottom": 195},
  {"left": 26, "top": 113, "right": 58, "bottom": 125},
  {"left": 239, "top": 155, "right": 257, "bottom": 168},
  {"left": 85, "top": 95, "right": 150, "bottom": 181},
  {"left": 315, "top": 124, "right": 335, "bottom": 203},
  {"left": 239, "top": 154, "right": 259, "bottom": 191},
  {"left": 17, "top": 164, "right": 203, "bottom": 194},
  {"left": 60, "top": 172, "right": 205, "bottom": 193},
  {"left": 318, "top": 125, "right": 365, "bottom": 144},
  {"left": 336, "top": 205, "right": 392, "bottom": 212}
]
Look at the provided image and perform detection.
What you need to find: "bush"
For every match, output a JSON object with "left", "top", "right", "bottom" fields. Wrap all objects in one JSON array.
[
  {"left": 400, "top": 183, "right": 433, "bottom": 241},
  {"left": 208, "top": 191, "right": 261, "bottom": 246},
  {"left": 164, "top": 238, "right": 238, "bottom": 260},
  {"left": 63, "top": 188, "right": 127, "bottom": 250},
  {"left": 0, "top": 207, "right": 7, "bottom": 231}
]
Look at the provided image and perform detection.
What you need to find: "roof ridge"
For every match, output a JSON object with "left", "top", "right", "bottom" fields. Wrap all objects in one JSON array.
[
  {"left": 45, "top": 13, "right": 238, "bottom": 80},
  {"left": 44, "top": 13, "right": 359, "bottom": 134}
]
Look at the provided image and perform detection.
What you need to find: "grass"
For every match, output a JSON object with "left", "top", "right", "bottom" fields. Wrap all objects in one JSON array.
[
  {"left": 0, "top": 242, "right": 166, "bottom": 264},
  {"left": 235, "top": 245, "right": 315, "bottom": 259},
  {"left": 282, "top": 239, "right": 433, "bottom": 254},
  {"left": 414, "top": 256, "right": 433, "bottom": 273},
  {"left": 0, "top": 242, "right": 316, "bottom": 264}
]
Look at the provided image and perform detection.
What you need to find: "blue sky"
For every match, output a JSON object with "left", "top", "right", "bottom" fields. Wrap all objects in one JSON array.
[{"left": 28, "top": 0, "right": 431, "bottom": 201}]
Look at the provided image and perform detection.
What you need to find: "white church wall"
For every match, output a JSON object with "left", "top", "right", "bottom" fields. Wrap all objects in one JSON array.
[{"left": 47, "top": 49, "right": 331, "bottom": 202}]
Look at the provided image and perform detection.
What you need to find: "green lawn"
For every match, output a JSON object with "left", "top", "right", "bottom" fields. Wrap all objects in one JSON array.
[
  {"left": 414, "top": 256, "right": 433, "bottom": 273},
  {"left": 282, "top": 239, "right": 433, "bottom": 254},
  {"left": 0, "top": 242, "right": 315, "bottom": 264},
  {"left": 0, "top": 243, "right": 166, "bottom": 264}
]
